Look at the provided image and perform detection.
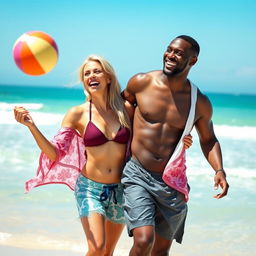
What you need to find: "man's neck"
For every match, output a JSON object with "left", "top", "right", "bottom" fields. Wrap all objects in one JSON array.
[{"left": 161, "top": 72, "right": 190, "bottom": 92}]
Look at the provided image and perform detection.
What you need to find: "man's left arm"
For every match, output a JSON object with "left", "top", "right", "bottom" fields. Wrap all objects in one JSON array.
[{"left": 194, "top": 93, "right": 229, "bottom": 199}]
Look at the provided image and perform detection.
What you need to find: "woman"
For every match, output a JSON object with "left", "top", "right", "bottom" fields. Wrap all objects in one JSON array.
[{"left": 14, "top": 55, "right": 192, "bottom": 256}]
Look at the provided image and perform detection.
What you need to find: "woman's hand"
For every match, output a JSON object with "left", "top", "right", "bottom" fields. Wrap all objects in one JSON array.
[
  {"left": 14, "top": 106, "right": 57, "bottom": 161},
  {"left": 14, "top": 106, "right": 34, "bottom": 127},
  {"left": 183, "top": 134, "right": 193, "bottom": 149}
]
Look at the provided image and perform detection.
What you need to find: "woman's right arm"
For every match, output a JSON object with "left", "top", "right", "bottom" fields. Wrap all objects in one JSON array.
[{"left": 14, "top": 106, "right": 57, "bottom": 161}]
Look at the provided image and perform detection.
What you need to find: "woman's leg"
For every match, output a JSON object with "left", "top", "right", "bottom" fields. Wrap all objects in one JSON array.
[
  {"left": 80, "top": 212, "right": 106, "bottom": 256},
  {"left": 104, "top": 220, "right": 125, "bottom": 256}
]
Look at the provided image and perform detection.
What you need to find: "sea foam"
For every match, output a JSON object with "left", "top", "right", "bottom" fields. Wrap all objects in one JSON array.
[
  {"left": 214, "top": 125, "right": 256, "bottom": 140},
  {"left": 0, "top": 102, "right": 43, "bottom": 110},
  {"left": 2, "top": 104, "right": 256, "bottom": 138},
  {"left": 0, "top": 110, "right": 63, "bottom": 125},
  {"left": 190, "top": 124, "right": 256, "bottom": 140}
]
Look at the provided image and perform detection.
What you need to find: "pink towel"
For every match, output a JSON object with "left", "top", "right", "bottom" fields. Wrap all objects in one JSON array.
[{"left": 162, "top": 82, "right": 197, "bottom": 202}]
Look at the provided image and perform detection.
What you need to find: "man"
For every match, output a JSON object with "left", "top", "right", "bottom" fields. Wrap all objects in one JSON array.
[{"left": 121, "top": 35, "right": 229, "bottom": 256}]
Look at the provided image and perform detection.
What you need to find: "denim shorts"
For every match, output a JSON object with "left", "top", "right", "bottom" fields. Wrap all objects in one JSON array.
[
  {"left": 75, "top": 174, "right": 125, "bottom": 224},
  {"left": 121, "top": 158, "right": 188, "bottom": 243}
]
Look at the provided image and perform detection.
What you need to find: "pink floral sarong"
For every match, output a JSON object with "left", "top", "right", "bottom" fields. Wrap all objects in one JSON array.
[
  {"left": 162, "top": 82, "right": 198, "bottom": 202},
  {"left": 25, "top": 127, "right": 86, "bottom": 192},
  {"left": 162, "top": 148, "right": 189, "bottom": 201}
]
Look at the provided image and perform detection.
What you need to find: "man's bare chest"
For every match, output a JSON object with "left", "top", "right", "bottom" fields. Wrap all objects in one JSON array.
[{"left": 136, "top": 90, "right": 191, "bottom": 129}]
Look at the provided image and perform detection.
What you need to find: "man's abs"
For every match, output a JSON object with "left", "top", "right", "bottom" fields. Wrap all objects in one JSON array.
[{"left": 131, "top": 120, "right": 183, "bottom": 173}]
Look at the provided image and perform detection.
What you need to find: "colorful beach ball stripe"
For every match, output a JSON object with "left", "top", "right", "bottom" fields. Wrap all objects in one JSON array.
[{"left": 13, "top": 31, "right": 58, "bottom": 76}]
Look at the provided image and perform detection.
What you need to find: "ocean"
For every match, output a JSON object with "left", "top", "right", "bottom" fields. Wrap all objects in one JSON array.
[{"left": 0, "top": 84, "right": 256, "bottom": 256}]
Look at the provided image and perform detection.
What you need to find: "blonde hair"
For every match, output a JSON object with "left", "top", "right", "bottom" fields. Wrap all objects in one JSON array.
[{"left": 79, "top": 55, "right": 130, "bottom": 129}]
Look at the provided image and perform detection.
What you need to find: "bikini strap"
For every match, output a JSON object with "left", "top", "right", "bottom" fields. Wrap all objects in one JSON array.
[{"left": 89, "top": 100, "right": 92, "bottom": 121}]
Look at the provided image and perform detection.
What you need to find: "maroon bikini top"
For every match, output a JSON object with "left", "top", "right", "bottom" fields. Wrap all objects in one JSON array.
[{"left": 83, "top": 101, "right": 130, "bottom": 147}]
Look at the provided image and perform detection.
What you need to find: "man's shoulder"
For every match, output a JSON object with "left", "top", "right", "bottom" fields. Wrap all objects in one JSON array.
[
  {"left": 195, "top": 88, "right": 213, "bottom": 116},
  {"left": 196, "top": 88, "right": 211, "bottom": 105},
  {"left": 128, "top": 70, "right": 161, "bottom": 89},
  {"left": 130, "top": 71, "right": 153, "bottom": 81}
]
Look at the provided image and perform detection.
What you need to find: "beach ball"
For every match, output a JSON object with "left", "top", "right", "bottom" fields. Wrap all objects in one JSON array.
[{"left": 13, "top": 31, "right": 58, "bottom": 76}]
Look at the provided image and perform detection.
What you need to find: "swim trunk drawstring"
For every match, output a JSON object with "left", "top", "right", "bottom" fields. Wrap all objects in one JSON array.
[{"left": 100, "top": 184, "right": 118, "bottom": 208}]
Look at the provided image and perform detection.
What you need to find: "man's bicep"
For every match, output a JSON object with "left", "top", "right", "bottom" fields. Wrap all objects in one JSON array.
[
  {"left": 195, "top": 118, "right": 216, "bottom": 142},
  {"left": 121, "top": 88, "right": 136, "bottom": 105},
  {"left": 195, "top": 93, "right": 216, "bottom": 141}
]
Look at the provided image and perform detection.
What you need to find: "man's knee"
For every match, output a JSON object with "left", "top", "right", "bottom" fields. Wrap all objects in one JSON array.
[{"left": 133, "top": 226, "right": 155, "bottom": 250}]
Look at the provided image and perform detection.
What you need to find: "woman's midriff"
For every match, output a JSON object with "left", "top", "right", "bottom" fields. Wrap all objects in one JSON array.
[{"left": 81, "top": 142, "right": 126, "bottom": 184}]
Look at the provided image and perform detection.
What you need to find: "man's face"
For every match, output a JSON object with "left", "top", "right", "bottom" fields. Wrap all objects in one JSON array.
[{"left": 163, "top": 38, "right": 193, "bottom": 76}]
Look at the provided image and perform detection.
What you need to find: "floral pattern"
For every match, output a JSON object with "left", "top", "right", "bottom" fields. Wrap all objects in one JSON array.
[
  {"left": 162, "top": 148, "right": 189, "bottom": 202},
  {"left": 25, "top": 127, "right": 86, "bottom": 192}
]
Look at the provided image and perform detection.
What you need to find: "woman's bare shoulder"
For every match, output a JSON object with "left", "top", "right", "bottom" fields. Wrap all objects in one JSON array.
[{"left": 61, "top": 102, "right": 89, "bottom": 128}]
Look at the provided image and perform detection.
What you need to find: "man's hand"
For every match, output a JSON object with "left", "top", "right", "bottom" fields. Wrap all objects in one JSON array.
[
  {"left": 213, "top": 170, "right": 229, "bottom": 199},
  {"left": 183, "top": 134, "right": 193, "bottom": 149}
]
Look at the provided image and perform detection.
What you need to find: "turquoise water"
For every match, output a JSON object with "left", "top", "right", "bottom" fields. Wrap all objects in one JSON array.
[
  {"left": 0, "top": 84, "right": 256, "bottom": 255},
  {"left": 0, "top": 85, "right": 85, "bottom": 114},
  {"left": 1, "top": 84, "right": 256, "bottom": 125}
]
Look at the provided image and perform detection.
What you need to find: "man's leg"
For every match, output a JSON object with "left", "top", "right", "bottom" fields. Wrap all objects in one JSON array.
[
  {"left": 121, "top": 159, "right": 156, "bottom": 256},
  {"left": 129, "top": 226, "right": 155, "bottom": 256},
  {"left": 151, "top": 232, "right": 172, "bottom": 256}
]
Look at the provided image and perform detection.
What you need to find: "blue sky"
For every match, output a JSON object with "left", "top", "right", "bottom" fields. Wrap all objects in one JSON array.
[{"left": 0, "top": 0, "right": 256, "bottom": 94}]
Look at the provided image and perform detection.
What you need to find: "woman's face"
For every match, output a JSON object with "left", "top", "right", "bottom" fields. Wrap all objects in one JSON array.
[{"left": 83, "top": 60, "right": 110, "bottom": 95}]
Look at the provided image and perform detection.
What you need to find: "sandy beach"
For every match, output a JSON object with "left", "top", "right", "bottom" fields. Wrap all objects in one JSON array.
[
  {"left": 0, "top": 227, "right": 133, "bottom": 256},
  {"left": 0, "top": 245, "right": 80, "bottom": 256},
  {"left": 0, "top": 244, "right": 130, "bottom": 256}
]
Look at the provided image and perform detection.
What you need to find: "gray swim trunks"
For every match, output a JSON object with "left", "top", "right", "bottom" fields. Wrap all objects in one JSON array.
[{"left": 121, "top": 158, "right": 188, "bottom": 243}]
